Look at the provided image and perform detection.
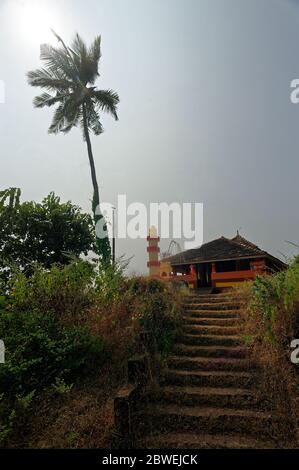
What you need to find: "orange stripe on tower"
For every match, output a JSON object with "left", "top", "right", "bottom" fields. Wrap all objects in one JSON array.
[
  {"left": 147, "top": 261, "right": 160, "bottom": 267},
  {"left": 147, "top": 246, "right": 160, "bottom": 253}
]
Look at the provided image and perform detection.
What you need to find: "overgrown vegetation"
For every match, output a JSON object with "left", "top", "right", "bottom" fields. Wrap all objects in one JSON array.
[
  {"left": 0, "top": 260, "right": 183, "bottom": 448},
  {"left": 0, "top": 187, "right": 183, "bottom": 447},
  {"left": 0, "top": 188, "right": 95, "bottom": 290},
  {"left": 239, "top": 260, "right": 299, "bottom": 444}
]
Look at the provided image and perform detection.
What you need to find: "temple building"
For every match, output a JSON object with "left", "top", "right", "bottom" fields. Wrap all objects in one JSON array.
[{"left": 147, "top": 232, "right": 286, "bottom": 290}]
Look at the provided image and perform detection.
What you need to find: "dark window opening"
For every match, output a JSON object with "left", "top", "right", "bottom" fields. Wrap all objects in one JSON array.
[
  {"left": 236, "top": 259, "right": 251, "bottom": 271},
  {"left": 216, "top": 260, "right": 236, "bottom": 272}
]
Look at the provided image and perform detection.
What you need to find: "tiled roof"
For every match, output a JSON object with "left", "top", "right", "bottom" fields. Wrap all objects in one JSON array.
[{"left": 163, "top": 235, "right": 279, "bottom": 265}]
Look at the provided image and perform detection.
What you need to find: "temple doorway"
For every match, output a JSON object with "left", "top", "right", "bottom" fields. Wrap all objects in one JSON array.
[{"left": 197, "top": 263, "right": 212, "bottom": 287}]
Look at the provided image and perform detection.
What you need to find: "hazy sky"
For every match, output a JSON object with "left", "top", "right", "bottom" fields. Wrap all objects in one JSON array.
[{"left": 1, "top": 0, "right": 299, "bottom": 273}]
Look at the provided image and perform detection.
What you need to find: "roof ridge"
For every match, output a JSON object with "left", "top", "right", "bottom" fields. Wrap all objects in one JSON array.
[{"left": 230, "top": 234, "right": 263, "bottom": 252}]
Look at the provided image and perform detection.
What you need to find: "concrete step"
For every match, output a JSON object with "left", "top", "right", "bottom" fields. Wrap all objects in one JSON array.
[
  {"left": 184, "top": 309, "right": 240, "bottom": 319},
  {"left": 136, "top": 404, "right": 282, "bottom": 437},
  {"left": 186, "top": 288, "right": 214, "bottom": 295},
  {"left": 137, "top": 432, "right": 278, "bottom": 449},
  {"left": 147, "top": 385, "right": 261, "bottom": 409},
  {"left": 180, "top": 333, "right": 242, "bottom": 347},
  {"left": 183, "top": 316, "right": 240, "bottom": 326},
  {"left": 182, "top": 324, "right": 241, "bottom": 336},
  {"left": 163, "top": 369, "right": 254, "bottom": 388},
  {"left": 173, "top": 344, "right": 248, "bottom": 358},
  {"left": 184, "top": 302, "right": 241, "bottom": 311},
  {"left": 185, "top": 296, "right": 241, "bottom": 304},
  {"left": 167, "top": 356, "right": 250, "bottom": 372}
]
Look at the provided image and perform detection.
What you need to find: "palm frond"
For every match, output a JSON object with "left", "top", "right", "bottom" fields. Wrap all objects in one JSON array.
[
  {"left": 51, "top": 29, "right": 72, "bottom": 59},
  {"left": 27, "top": 68, "right": 73, "bottom": 91},
  {"left": 49, "top": 96, "right": 82, "bottom": 134},
  {"left": 33, "top": 92, "right": 66, "bottom": 108},
  {"left": 71, "top": 33, "right": 100, "bottom": 85},
  {"left": 40, "top": 44, "right": 79, "bottom": 83},
  {"left": 89, "top": 35, "right": 101, "bottom": 66},
  {"left": 71, "top": 33, "right": 88, "bottom": 60},
  {"left": 61, "top": 106, "right": 81, "bottom": 133},
  {"left": 85, "top": 100, "right": 103, "bottom": 135},
  {"left": 48, "top": 103, "right": 67, "bottom": 134},
  {"left": 92, "top": 89, "right": 119, "bottom": 120}
]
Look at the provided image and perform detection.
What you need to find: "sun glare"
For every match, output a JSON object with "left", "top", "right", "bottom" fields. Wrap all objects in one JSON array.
[{"left": 15, "top": 0, "right": 61, "bottom": 45}]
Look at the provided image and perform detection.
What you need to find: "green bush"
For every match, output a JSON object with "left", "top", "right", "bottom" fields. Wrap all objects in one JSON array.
[
  {"left": 251, "top": 260, "right": 299, "bottom": 343},
  {"left": 141, "top": 293, "right": 181, "bottom": 356},
  {"left": 9, "top": 260, "right": 95, "bottom": 319},
  {"left": 95, "top": 258, "right": 127, "bottom": 305},
  {"left": 0, "top": 309, "right": 105, "bottom": 395},
  {"left": 0, "top": 190, "right": 95, "bottom": 289},
  {"left": 0, "top": 296, "right": 6, "bottom": 310},
  {"left": 129, "top": 278, "right": 183, "bottom": 357},
  {"left": 127, "top": 277, "right": 165, "bottom": 295},
  {"left": 0, "top": 307, "right": 106, "bottom": 446}
]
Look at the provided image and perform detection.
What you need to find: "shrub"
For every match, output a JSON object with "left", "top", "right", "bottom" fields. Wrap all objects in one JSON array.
[
  {"left": 51, "top": 378, "right": 73, "bottom": 395},
  {"left": 249, "top": 261, "right": 299, "bottom": 345},
  {"left": 0, "top": 190, "right": 95, "bottom": 291},
  {"left": 239, "top": 260, "right": 299, "bottom": 440},
  {"left": 9, "top": 260, "right": 95, "bottom": 322},
  {"left": 127, "top": 277, "right": 165, "bottom": 295},
  {"left": 95, "top": 257, "right": 128, "bottom": 305},
  {"left": 127, "top": 277, "right": 183, "bottom": 357},
  {"left": 0, "top": 261, "right": 184, "bottom": 447},
  {"left": 0, "top": 309, "right": 106, "bottom": 395}
]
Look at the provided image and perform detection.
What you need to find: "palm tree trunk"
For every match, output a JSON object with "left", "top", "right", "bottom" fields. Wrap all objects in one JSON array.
[
  {"left": 82, "top": 103, "right": 100, "bottom": 212},
  {"left": 82, "top": 103, "right": 111, "bottom": 263}
]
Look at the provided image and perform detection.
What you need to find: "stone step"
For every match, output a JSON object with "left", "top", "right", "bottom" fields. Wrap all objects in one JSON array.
[
  {"left": 184, "top": 309, "right": 240, "bottom": 319},
  {"left": 185, "top": 296, "right": 241, "bottom": 304},
  {"left": 186, "top": 291, "right": 239, "bottom": 296},
  {"left": 182, "top": 324, "right": 241, "bottom": 336},
  {"left": 183, "top": 316, "right": 240, "bottom": 326},
  {"left": 135, "top": 405, "right": 282, "bottom": 437},
  {"left": 167, "top": 356, "right": 250, "bottom": 371},
  {"left": 187, "top": 287, "right": 214, "bottom": 294},
  {"left": 184, "top": 302, "right": 241, "bottom": 311},
  {"left": 173, "top": 344, "right": 248, "bottom": 358},
  {"left": 147, "top": 385, "right": 261, "bottom": 409},
  {"left": 163, "top": 369, "right": 254, "bottom": 388},
  {"left": 137, "top": 432, "right": 278, "bottom": 449},
  {"left": 180, "top": 333, "right": 242, "bottom": 347}
]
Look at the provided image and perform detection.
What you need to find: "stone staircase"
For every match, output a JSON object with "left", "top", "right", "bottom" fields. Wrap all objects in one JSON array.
[{"left": 135, "top": 292, "right": 293, "bottom": 449}]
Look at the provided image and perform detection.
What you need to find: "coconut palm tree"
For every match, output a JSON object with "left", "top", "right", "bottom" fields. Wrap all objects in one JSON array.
[{"left": 27, "top": 31, "right": 119, "bottom": 263}]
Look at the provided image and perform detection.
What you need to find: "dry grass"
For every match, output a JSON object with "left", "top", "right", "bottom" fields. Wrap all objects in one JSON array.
[
  {"left": 9, "top": 362, "right": 127, "bottom": 449},
  {"left": 236, "top": 281, "right": 299, "bottom": 446},
  {"left": 4, "top": 276, "right": 185, "bottom": 449}
]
